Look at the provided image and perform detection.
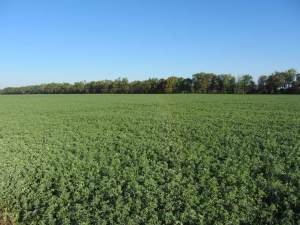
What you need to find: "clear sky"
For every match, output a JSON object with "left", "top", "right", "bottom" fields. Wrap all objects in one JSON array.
[{"left": 0, "top": 0, "right": 299, "bottom": 87}]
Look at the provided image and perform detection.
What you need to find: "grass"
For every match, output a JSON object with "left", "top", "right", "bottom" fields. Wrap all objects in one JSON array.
[{"left": 0, "top": 94, "right": 299, "bottom": 224}]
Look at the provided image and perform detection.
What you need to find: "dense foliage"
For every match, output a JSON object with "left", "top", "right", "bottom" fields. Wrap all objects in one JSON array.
[
  {"left": 0, "top": 95, "right": 299, "bottom": 225},
  {"left": 1, "top": 69, "right": 300, "bottom": 95}
]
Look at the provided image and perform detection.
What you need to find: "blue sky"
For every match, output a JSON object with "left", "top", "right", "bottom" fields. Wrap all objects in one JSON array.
[{"left": 0, "top": 0, "right": 299, "bottom": 87}]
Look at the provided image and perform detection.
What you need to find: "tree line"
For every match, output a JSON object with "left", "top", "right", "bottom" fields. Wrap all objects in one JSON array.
[{"left": 1, "top": 69, "right": 299, "bottom": 94}]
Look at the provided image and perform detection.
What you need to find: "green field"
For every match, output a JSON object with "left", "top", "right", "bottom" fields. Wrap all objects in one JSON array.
[{"left": 0, "top": 95, "right": 299, "bottom": 225}]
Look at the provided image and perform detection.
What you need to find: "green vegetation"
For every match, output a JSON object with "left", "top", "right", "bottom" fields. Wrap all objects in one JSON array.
[
  {"left": 0, "top": 94, "right": 299, "bottom": 225},
  {"left": 1, "top": 69, "right": 300, "bottom": 95}
]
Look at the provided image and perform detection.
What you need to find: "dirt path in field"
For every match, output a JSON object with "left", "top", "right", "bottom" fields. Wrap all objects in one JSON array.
[
  {"left": 0, "top": 209, "right": 13, "bottom": 225},
  {"left": 0, "top": 220, "right": 13, "bottom": 225},
  {"left": 0, "top": 217, "right": 13, "bottom": 225}
]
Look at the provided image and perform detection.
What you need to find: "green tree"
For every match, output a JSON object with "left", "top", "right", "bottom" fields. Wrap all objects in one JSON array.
[
  {"left": 193, "top": 73, "right": 215, "bottom": 93},
  {"left": 177, "top": 78, "right": 193, "bottom": 93},
  {"left": 236, "top": 75, "right": 254, "bottom": 94},
  {"left": 73, "top": 81, "right": 86, "bottom": 93},
  {"left": 266, "top": 72, "right": 285, "bottom": 93},
  {"left": 164, "top": 77, "right": 178, "bottom": 93},
  {"left": 217, "top": 74, "right": 235, "bottom": 93},
  {"left": 258, "top": 75, "right": 268, "bottom": 93},
  {"left": 292, "top": 73, "right": 300, "bottom": 93}
]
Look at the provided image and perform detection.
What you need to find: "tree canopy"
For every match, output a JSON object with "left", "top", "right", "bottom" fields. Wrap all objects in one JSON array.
[{"left": 1, "top": 69, "right": 299, "bottom": 95}]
